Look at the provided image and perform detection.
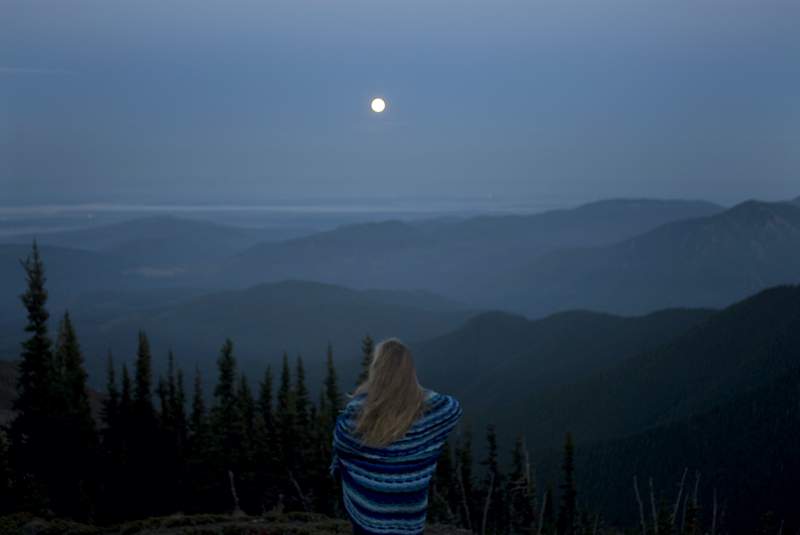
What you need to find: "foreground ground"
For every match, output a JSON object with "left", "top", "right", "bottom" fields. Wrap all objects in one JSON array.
[{"left": 0, "top": 512, "right": 473, "bottom": 535}]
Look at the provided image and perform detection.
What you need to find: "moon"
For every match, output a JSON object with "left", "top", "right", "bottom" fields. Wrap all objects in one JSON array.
[{"left": 370, "top": 97, "right": 386, "bottom": 113}]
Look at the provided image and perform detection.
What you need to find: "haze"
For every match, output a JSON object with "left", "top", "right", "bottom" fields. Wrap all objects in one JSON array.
[{"left": 1, "top": 0, "right": 799, "bottom": 207}]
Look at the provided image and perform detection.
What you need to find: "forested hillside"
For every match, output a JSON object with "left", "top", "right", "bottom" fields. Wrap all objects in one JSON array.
[
  {"left": 505, "top": 285, "right": 800, "bottom": 451},
  {"left": 416, "top": 307, "right": 715, "bottom": 425},
  {"left": 564, "top": 367, "right": 800, "bottom": 532},
  {"left": 0, "top": 280, "right": 471, "bottom": 388}
]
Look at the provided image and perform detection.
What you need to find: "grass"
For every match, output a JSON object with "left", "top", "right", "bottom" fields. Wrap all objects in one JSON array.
[{"left": 0, "top": 512, "right": 471, "bottom": 534}]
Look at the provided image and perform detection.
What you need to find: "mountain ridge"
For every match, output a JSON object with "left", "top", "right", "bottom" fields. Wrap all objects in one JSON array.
[{"left": 498, "top": 200, "right": 800, "bottom": 316}]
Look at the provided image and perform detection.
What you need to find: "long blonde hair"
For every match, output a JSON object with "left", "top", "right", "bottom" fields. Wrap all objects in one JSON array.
[{"left": 353, "top": 338, "right": 426, "bottom": 447}]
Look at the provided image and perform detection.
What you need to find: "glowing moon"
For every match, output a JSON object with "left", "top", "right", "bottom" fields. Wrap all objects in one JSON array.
[{"left": 370, "top": 97, "right": 386, "bottom": 113}]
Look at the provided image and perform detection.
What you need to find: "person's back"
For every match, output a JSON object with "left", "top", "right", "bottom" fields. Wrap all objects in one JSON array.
[{"left": 330, "top": 339, "right": 462, "bottom": 535}]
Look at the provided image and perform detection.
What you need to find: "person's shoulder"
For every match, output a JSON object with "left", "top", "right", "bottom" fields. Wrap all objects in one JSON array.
[
  {"left": 341, "top": 393, "right": 366, "bottom": 416},
  {"left": 424, "top": 390, "right": 461, "bottom": 416}
]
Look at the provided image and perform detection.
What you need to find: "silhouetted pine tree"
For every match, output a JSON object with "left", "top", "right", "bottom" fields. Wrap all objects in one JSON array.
[
  {"left": 186, "top": 366, "right": 215, "bottom": 513},
  {"left": 455, "top": 427, "right": 477, "bottom": 530},
  {"left": 210, "top": 339, "right": 247, "bottom": 511},
  {"left": 236, "top": 372, "right": 259, "bottom": 512},
  {"left": 557, "top": 432, "right": 577, "bottom": 535},
  {"left": 542, "top": 484, "right": 556, "bottom": 535},
  {"left": 51, "top": 311, "right": 97, "bottom": 520},
  {"left": 190, "top": 366, "right": 207, "bottom": 437},
  {"left": 8, "top": 242, "right": 57, "bottom": 513},
  {"left": 133, "top": 332, "right": 155, "bottom": 422},
  {"left": 255, "top": 365, "right": 279, "bottom": 510},
  {"left": 99, "top": 353, "right": 125, "bottom": 523},
  {"left": 316, "top": 344, "right": 343, "bottom": 516},
  {"left": 0, "top": 429, "right": 10, "bottom": 514},
  {"left": 292, "top": 355, "right": 312, "bottom": 507},
  {"left": 324, "top": 343, "right": 343, "bottom": 419},
  {"left": 276, "top": 352, "right": 295, "bottom": 461},
  {"left": 356, "top": 334, "right": 374, "bottom": 386},
  {"left": 119, "top": 363, "right": 133, "bottom": 456},
  {"left": 429, "top": 440, "right": 457, "bottom": 524},
  {"left": 508, "top": 434, "right": 537, "bottom": 534},
  {"left": 173, "top": 367, "right": 188, "bottom": 461},
  {"left": 155, "top": 351, "right": 188, "bottom": 514},
  {"left": 481, "top": 424, "right": 505, "bottom": 534},
  {"left": 258, "top": 366, "right": 275, "bottom": 441},
  {"left": 101, "top": 352, "right": 120, "bottom": 450},
  {"left": 238, "top": 373, "right": 256, "bottom": 448},
  {"left": 130, "top": 331, "right": 159, "bottom": 517},
  {"left": 294, "top": 356, "right": 311, "bottom": 446}
]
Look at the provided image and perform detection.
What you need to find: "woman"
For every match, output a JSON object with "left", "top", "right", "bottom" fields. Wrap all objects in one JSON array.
[{"left": 331, "top": 338, "right": 462, "bottom": 535}]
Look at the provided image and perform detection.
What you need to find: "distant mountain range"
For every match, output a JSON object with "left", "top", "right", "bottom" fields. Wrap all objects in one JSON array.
[
  {"left": 2, "top": 215, "right": 310, "bottom": 264},
  {"left": 217, "top": 199, "right": 722, "bottom": 296},
  {"left": 497, "top": 200, "right": 800, "bottom": 316},
  {"left": 0, "top": 197, "right": 736, "bottom": 322}
]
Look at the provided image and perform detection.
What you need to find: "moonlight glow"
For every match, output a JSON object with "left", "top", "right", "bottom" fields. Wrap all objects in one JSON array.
[{"left": 370, "top": 97, "right": 386, "bottom": 113}]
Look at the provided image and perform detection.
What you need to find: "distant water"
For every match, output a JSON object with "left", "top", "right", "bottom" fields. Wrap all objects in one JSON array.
[
  {"left": 0, "top": 198, "right": 575, "bottom": 216},
  {"left": 0, "top": 198, "right": 580, "bottom": 238}
]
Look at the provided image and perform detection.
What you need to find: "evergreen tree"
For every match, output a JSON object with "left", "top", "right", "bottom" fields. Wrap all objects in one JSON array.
[
  {"left": 51, "top": 311, "right": 98, "bottom": 520},
  {"left": 156, "top": 351, "right": 188, "bottom": 515},
  {"left": 99, "top": 353, "right": 124, "bottom": 523},
  {"left": 0, "top": 430, "right": 11, "bottom": 514},
  {"left": 316, "top": 345, "right": 343, "bottom": 516},
  {"left": 173, "top": 367, "right": 188, "bottom": 455},
  {"left": 557, "top": 432, "right": 577, "bottom": 535},
  {"left": 190, "top": 366, "right": 207, "bottom": 436},
  {"left": 276, "top": 352, "right": 295, "bottom": 456},
  {"left": 238, "top": 373, "right": 256, "bottom": 445},
  {"left": 236, "top": 372, "right": 259, "bottom": 512},
  {"left": 208, "top": 339, "right": 251, "bottom": 512},
  {"left": 157, "top": 376, "right": 169, "bottom": 425},
  {"left": 186, "top": 366, "right": 215, "bottom": 514},
  {"left": 255, "top": 365, "right": 279, "bottom": 511},
  {"left": 356, "top": 334, "right": 374, "bottom": 386},
  {"left": 481, "top": 424, "right": 505, "bottom": 534},
  {"left": 211, "top": 339, "right": 245, "bottom": 470},
  {"left": 324, "top": 343, "right": 342, "bottom": 420},
  {"left": 133, "top": 331, "right": 155, "bottom": 419},
  {"left": 258, "top": 366, "right": 275, "bottom": 439},
  {"left": 119, "top": 363, "right": 133, "bottom": 454},
  {"left": 430, "top": 440, "right": 458, "bottom": 524},
  {"left": 455, "top": 427, "right": 477, "bottom": 530},
  {"left": 9, "top": 241, "right": 57, "bottom": 512},
  {"left": 101, "top": 352, "right": 119, "bottom": 446},
  {"left": 130, "top": 331, "right": 159, "bottom": 517},
  {"left": 292, "top": 355, "right": 312, "bottom": 502},
  {"left": 542, "top": 484, "right": 556, "bottom": 535},
  {"left": 294, "top": 356, "right": 311, "bottom": 437},
  {"left": 276, "top": 353, "right": 304, "bottom": 508},
  {"left": 508, "top": 434, "right": 537, "bottom": 534}
]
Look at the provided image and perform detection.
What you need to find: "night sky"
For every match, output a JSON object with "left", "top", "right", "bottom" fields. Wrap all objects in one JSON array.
[{"left": 2, "top": 0, "right": 799, "bottom": 206}]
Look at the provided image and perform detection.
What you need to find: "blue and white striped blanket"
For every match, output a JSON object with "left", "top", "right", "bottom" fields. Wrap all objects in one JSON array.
[{"left": 331, "top": 391, "right": 462, "bottom": 534}]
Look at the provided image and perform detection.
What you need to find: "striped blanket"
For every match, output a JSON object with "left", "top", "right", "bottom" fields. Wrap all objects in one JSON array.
[{"left": 330, "top": 391, "right": 463, "bottom": 534}]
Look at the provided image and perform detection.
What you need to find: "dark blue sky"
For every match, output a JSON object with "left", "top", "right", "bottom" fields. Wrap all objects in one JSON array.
[{"left": 1, "top": 0, "right": 798, "bottom": 206}]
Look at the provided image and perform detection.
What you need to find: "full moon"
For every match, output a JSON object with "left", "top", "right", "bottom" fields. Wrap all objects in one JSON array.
[{"left": 370, "top": 97, "right": 386, "bottom": 113}]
